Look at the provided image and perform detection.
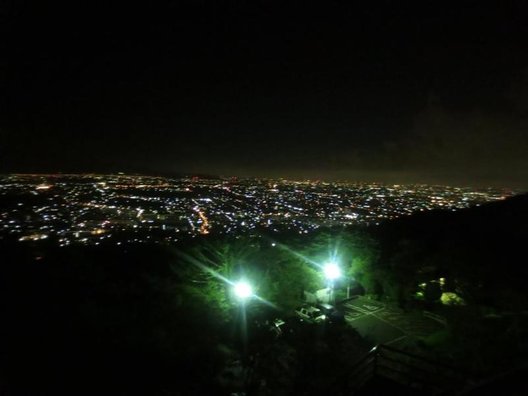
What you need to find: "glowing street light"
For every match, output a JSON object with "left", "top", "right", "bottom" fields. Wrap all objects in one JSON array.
[
  {"left": 323, "top": 262, "right": 341, "bottom": 280},
  {"left": 234, "top": 280, "right": 253, "bottom": 300},
  {"left": 323, "top": 262, "right": 341, "bottom": 305}
]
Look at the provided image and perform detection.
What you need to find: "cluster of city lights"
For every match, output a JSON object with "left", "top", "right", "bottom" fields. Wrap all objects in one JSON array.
[{"left": 0, "top": 174, "right": 514, "bottom": 247}]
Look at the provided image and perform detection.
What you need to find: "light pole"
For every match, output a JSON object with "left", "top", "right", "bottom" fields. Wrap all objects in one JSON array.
[
  {"left": 323, "top": 262, "right": 341, "bottom": 305},
  {"left": 233, "top": 280, "right": 253, "bottom": 361}
]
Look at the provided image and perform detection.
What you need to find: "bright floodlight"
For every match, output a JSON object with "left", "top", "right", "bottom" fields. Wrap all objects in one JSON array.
[
  {"left": 234, "top": 281, "right": 253, "bottom": 299},
  {"left": 324, "top": 262, "right": 341, "bottom": 280}
]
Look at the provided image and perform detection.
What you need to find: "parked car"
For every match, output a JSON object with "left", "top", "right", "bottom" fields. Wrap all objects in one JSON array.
[
  {"left": 295, "top": 306, "right": 326, "bottom": 323},
  {"left": 316, "top": 303, "right": 345, "bottom": 323}
]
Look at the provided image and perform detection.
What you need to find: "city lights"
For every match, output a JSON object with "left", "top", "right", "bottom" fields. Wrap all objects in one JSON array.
[{"left": 0, "top": 174, "right": 512, "bottom": 247}]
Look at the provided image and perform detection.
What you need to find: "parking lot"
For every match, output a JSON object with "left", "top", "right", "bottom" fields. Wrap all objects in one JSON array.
[{"left": 340, "top": 296, "right": 444, "bottom": 347}]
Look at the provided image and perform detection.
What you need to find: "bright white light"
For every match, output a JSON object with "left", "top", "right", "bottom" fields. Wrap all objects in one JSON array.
[
  {"left": 323, "top": 262, "right": 341, "bottom": 280},
  {"left": 234, "top": 281, "right": 253, "bottom": 299}
]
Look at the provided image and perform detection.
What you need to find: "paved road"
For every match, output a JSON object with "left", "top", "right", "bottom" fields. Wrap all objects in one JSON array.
[{"left": 340, "top": 296, "right": 444, "bottom": 347}]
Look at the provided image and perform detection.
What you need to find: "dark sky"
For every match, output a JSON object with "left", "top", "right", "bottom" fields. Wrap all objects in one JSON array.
[{"left": 1, "top": 1, "right": 528, "bottom": 188}]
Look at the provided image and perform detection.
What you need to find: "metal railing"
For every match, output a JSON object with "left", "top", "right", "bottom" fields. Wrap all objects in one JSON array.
[{"left": 337, "top": 344, "right": 470, "bottom": 395}]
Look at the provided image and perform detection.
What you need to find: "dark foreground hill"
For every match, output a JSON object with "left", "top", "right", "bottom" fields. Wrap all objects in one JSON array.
[
  {"left": 373, "top": 193, "right": 528, "bottom": 309},
  {"left": 0, "top": 194, "right": 526, "bottom": 395},
  {"left": 363, "top": 193, "right": 528, "bottom": 380}
]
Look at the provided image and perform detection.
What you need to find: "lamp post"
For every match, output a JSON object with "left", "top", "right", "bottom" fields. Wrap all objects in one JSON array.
[
  {"left": 323, "top": 262, "right": 341, "bottom": 305},
  {"left": 233, "top": 280, "right": 253, "bottom": 360}
]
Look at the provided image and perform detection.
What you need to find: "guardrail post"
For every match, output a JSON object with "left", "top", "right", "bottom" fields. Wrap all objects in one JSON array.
[{"left": 372, "top": 346, "right": 378, "bottom": 378}]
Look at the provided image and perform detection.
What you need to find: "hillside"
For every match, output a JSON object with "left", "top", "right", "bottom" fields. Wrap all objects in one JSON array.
[{"left": 372, "top": 193, "right": 528, "bottom": 309}]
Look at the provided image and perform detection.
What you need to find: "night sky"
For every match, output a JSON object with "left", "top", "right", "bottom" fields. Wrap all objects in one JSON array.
[{"left": 1, "top": 1, "right": 528, "bottom": 188}]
